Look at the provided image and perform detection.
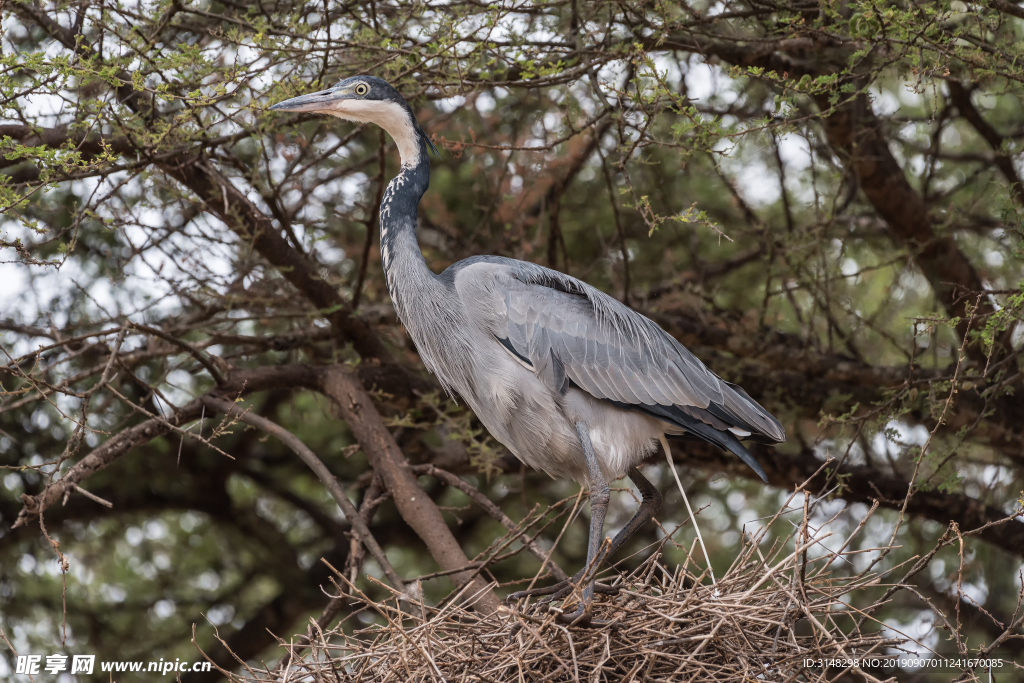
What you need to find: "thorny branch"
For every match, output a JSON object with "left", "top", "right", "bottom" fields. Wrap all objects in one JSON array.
[{"left": 2, "top": 0, "right": 1022, "bottom": 675}]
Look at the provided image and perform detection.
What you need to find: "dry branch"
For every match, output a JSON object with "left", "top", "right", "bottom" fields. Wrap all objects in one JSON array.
[
  {"left": 320, "top": 367, "right": 504, "bottom": 614},
  {"left": 201, "top": 395, "right": 407, "bottom": 591},
  {"left": 218, "top": 499, "right": 943, "bottom": 683},
  {"left": 412, "top": 463, "right": 570, "bottom": 583}
]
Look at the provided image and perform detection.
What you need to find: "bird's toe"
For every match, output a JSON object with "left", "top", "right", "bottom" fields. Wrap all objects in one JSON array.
[
  {"left": 507, "top": 579, "right": 617, "bottom": 605},
  {"left": 553, "top": 604, "right": 617, "bottom": 629},
  {"left": 506, "top": 579, "right": 574, "bottom": 603}
]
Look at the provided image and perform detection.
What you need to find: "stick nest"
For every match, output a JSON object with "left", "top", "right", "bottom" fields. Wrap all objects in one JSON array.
[{"left": 240, "top": 542, "right": 902, "bottom": 682}]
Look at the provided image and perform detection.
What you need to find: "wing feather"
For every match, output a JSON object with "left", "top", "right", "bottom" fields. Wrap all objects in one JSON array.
[
  {"left": 452, "top": 257, "right": 785, "bottom": 478},
  {"left": 498, "top": 271, "right": 782, "bottom": 425}
]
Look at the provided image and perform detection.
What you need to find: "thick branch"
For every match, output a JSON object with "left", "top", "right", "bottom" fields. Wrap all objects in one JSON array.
[
  {"left": 947, "top": 80, "right": 1024, "bottom": 206},
  {"left": 985, "top": 0, "right": 1024, "bottom": 20},
  {"left": 319, "top": 366, "right": 503, "bottom": 614},
  {"left": 0, "top": 125, "right": 137, "bottom": 180}
]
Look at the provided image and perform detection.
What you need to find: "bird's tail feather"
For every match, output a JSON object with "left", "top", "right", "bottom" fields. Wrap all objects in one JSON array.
[
  {"left": 607, "top": 399, "right": 770, "bottom": 482},
  {"left": 668, "top": 423, "right": 768, "bottom": 483}
]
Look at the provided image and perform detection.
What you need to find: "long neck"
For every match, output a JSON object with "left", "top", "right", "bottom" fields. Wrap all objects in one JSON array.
[
  {"left": 376, "top": 119, "right": 474, "bottom": 399},
  {"left": 379, "top": 133, "right": 435, "bottom": 317}
]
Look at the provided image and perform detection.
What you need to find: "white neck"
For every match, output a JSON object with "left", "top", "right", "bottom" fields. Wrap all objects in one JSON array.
[{"left": 325, "top": 100, "right": 422, "bottom": 167}]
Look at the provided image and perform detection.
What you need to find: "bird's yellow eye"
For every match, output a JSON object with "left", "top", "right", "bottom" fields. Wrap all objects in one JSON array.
[{"left": 354, "top": 83, "right": 369, "bottom": 96}]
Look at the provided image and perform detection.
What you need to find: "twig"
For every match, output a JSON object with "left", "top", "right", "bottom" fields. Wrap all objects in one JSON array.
[
  {"left": 412, "top": 464, "right": 569, "bottom": 582},
  {"left": 201, "top": 395, "right": 406, "bottom": 592},
  {"left": 129, "top": 321, "right": 227, "bottom": 385},
  {"left": 661, "top": 435, "right": 716, "bottom": 586}
]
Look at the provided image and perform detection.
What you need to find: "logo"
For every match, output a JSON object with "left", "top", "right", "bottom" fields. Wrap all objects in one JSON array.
[{"left": 15, "top": 655, "right": 94, "bottom": 675}]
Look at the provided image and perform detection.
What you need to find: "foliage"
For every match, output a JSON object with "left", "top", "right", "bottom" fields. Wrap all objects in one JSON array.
[{"left": 1, "top": 0, "right": 1023, "bottom": 679}]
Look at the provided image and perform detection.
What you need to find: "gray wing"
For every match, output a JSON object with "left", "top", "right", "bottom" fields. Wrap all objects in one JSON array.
[
  {"left": 474, "top": 259, "right": 784, "bottom": 479},
  {"left": 503, "top": 283, "right": 717, "bottom": 406}
]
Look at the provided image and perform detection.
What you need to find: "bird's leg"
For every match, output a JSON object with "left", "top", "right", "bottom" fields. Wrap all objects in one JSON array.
[
  {"left": 554, "top": 421, "right": 610, "bottom": 626},
  {"left": 506, "top": 467, "right": 662, "bottom": 609},
  {"left": 605, "top": 466, "right": 663, "bottom": 557},
  {"left": 552, "top": 465, "right": 662, "bottom": 624}
]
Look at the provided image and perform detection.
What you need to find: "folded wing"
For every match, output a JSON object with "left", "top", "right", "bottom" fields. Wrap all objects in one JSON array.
[{"left": 490, "top": 261, "right": 784, "bottom": 481}]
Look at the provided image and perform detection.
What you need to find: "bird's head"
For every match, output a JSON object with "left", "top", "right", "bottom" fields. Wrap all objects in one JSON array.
[{"left": 269, "top": 75, "right": 438, "bottom": 165}]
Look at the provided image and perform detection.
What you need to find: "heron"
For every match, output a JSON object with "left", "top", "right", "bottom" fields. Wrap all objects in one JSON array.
[{"left": 270, "top": 76, "right": 785, "bottom": 625}]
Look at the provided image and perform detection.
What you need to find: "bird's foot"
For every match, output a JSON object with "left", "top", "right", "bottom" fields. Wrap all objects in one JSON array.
[
  {"left": 506, "top": 579, "right": 620, "bottom": 629},
  {"left": 551, "top": 602, "right": 618, "bottom": 629},
  {"left": 506, "top": 579, "right": 618, "bottom": 606}
]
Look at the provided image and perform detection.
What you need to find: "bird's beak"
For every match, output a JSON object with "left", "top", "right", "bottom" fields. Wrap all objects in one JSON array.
[{"left": 269, "top": 85, "right": 354, "bottom": 113}]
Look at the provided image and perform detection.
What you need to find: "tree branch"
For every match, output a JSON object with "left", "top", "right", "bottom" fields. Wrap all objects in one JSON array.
[
  {"left": 947, "top": 80, "right": 1024, "bottom": 206},
  {"left": 319, "top": 366, "right": 503, "bottom": 614},
  {"left": 201, "top": 395, "right": 407, "bottom": 592},
  {"left": 131, "top": 322, "right": 227, "bottom": 385},
  {"left": 985, "top": 0, "right": 1024, "bottom": 20},
  {"left": 10, "top": 365, "right": 323, "bottom": 529}
]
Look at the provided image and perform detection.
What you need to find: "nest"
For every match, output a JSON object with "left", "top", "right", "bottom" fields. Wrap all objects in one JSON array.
[{"left": 221, "top": 502, "right": 907, "bottom": 683}]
